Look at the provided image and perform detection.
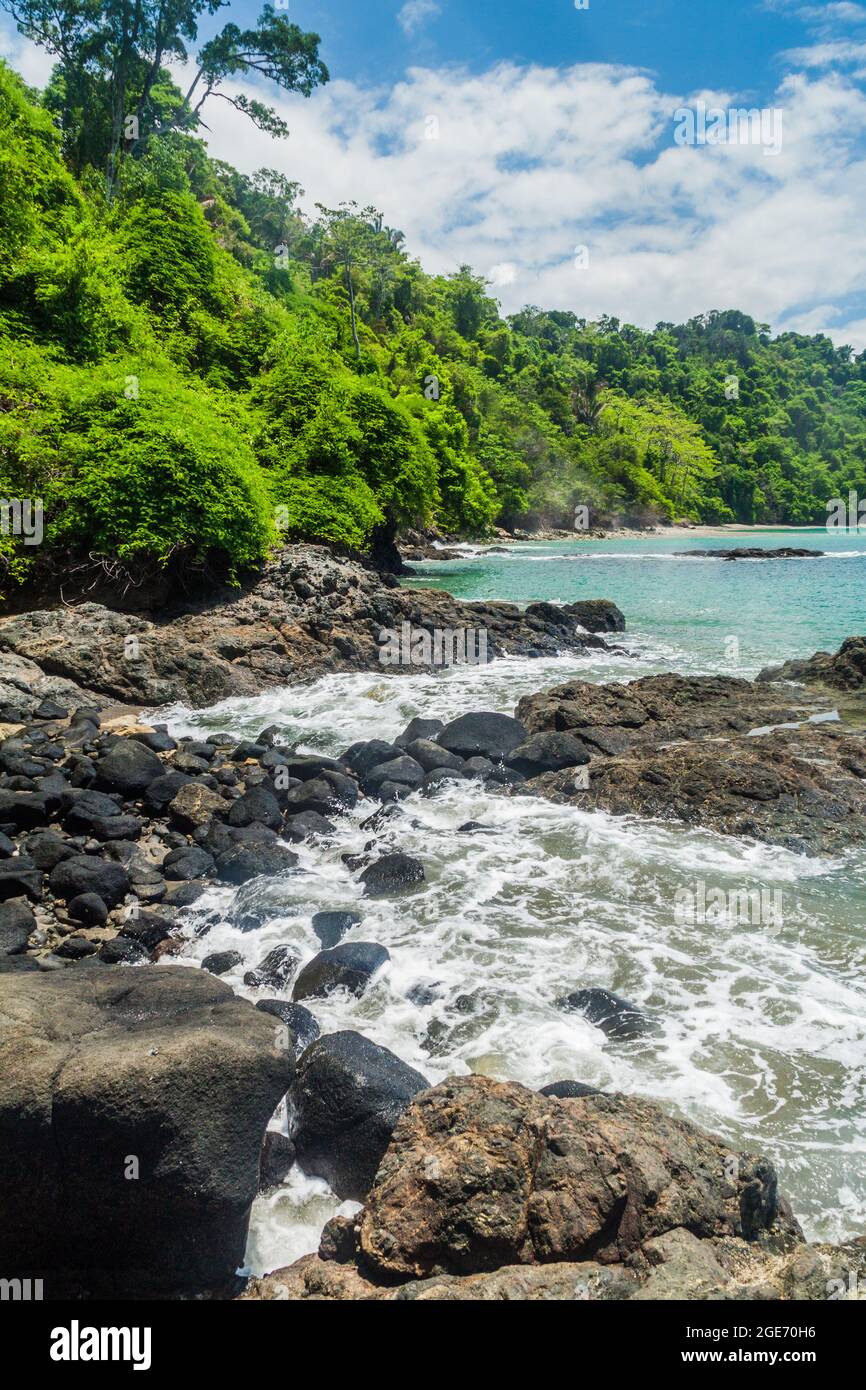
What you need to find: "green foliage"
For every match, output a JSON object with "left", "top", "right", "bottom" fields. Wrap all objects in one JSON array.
[{"left": 2, "top": 49, "right": 866, "bottom": 603}]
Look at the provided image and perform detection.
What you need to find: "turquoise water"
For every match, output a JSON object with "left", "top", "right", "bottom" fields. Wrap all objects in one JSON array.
[
  {"left": 402, "top": 527, "right": 866, "bottom": 678},
  {"left": 161, "top": 525, "right": 866, "bottom": 1270}
]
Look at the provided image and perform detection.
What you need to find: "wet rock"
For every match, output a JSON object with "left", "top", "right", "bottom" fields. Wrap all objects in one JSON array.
[
  {"left": 119, "top": 910, "right": 176, "bottom": 951},
  {"left": 539, "top": 1080, "right": 602, "bottom": 1099},
  {"left": 404, "top": 739, "right": 464, "bottom": 773},
  {"left": 283, "top": 777, "right": 343, "bottom": 818},
  {"left": 758, "top": 634, "right": 866, "bottom": 692},
  {"left": 243, "top": 945, "right": 301, "bottom": 991},
  {"left": 556, "top": 987, "right": 653, "bottom": 1041},
  {"left": 395, "top": 717, "right": 445, "bottom": 748},
  {"left": 342, "top": 740, "right": 404, "bottom": 779},
  {"left": 255, "top": 999, "right": 321, "bottom": 1057},
  {"left": 202, "top": 950, "right": 243, "bottom": 976},
  {"left": 438, "top": 712, "right": 527, "bottom": 761},
  {"left": 289, "top": 1030, "right": 430, "bottom": 1200},
  {"left": 311, "top": 909, "right": 362, "bottom": 949},
  {"left": 0, "top": 965, "right": 294, "bottom": 1296},
  {"left": 293, "top": 942, "right": 390, "bottom": 1001},
  {"left": 562, "top": 599, "right": 626, "bottom": 633},
  {"left": 506, "top": 731, "right": 591, "bottom": 777},
  {"left": 364, "top": 756, "right": 425, "bottom": 795},
  {"left": 49, "top": 854, "right": 130, "bottom": 909},
  {"left": 283, "top": 811, "right": 336, "bottom": 842},
  {"left": 98, "top": 936, "right": 148, "bottom": 965},
  {"left": 359, "top": 853, "right": 425, "bottom": 897},
  {"left": 259, "top": 1131, "right": 295, "bottom": 1191}
]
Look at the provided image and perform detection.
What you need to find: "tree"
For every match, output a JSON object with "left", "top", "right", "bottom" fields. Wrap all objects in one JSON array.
[
  {"left": 1, "top": 1, "right": 328, "bottom": 189},
  {"left": 315, "top": 202, "right": 378, "bottom": 360}
]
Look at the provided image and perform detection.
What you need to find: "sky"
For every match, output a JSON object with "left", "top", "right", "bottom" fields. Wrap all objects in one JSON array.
[{"left": 3, "top": 1, "right": 866, "bottom": 346}]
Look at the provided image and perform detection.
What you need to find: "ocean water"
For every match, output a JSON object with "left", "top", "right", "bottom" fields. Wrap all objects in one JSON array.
[{"left": 157, "top": 527, "right": 866, "bottom": 1273}]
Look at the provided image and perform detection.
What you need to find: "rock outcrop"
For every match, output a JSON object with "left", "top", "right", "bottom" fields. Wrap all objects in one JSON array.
[
  {"left": 242, "top": 1076, "right": 866, "bottom": 1303},
  {"left": 0, "top": 964, "right": 294, "bottom": 1296},
  {"left": 0, "top": 546, "right": 622, "bottom": 709}
]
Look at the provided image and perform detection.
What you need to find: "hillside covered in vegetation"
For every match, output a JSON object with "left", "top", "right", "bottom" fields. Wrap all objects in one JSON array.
[{"left": 2, "top": 13, "right": 865, "bottom": 596}]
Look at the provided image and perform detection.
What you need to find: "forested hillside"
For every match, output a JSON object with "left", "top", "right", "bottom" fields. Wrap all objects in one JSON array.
[{"left": 2, "top": 17, "right": 865, "bottom": 596}]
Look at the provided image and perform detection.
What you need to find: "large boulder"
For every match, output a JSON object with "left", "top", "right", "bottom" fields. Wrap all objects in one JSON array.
[
  {"left": 292, "top": 943, "right": 390, "bottom": 1001},
  {"left": 48, "top": 854, "right": 130, "bottom": 909},
  {"left": 358, "top": 1077, "right": 796, "bottom": 1280},
  {"left": 437, "top": 712, "right": 527, "bottom": 761},
  {"left": 289, "top": 1031, "right": 430, "bottom": 1200},
  {"left": 0, "top": 965, "right": 294, "bottom": 1296},
  {"left": 96, "top": 739, "right": 164, "bottom": 794},
  {"left": 359, "top": 853, "right": 425, "bottom": 897},
  {"left": 506, "top": 731, "right": 591, "bottom": 777},
  {"left": 563, "top": 600, "right": 626, "bottom": 633}
]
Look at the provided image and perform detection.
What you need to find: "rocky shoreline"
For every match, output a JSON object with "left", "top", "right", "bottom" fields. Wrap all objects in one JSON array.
[{"left": 0, "top": 548, "right": 864, "bottom": 1299}]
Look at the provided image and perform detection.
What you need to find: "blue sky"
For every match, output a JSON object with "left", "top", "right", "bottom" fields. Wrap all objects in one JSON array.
[
  {"left": 232, "top": 0, "right": 823, "bottom": 101},
  {"left": 4, "top": 1, "right": 866, "bottom": 345}
]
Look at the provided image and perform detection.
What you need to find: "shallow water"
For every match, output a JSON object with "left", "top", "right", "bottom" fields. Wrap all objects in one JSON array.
[{"left": 158, "top": 527, "right": 866, "bottom": 1270}]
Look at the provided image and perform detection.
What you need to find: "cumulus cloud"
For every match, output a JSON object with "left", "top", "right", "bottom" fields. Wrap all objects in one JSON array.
[
  {"left": 397, "top": 1, "right": 441, "bottom": 38},
  {"left": 3, "top": 16, "right": 866, "bottom": 347},
  {"left": 188, "top": 59, "right": 866, "bottom": 347}
]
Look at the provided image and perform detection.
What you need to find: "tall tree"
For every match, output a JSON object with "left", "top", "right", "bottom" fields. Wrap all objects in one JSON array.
[{"left": 1, "top": 1, "right": 328, "bottom": 188}]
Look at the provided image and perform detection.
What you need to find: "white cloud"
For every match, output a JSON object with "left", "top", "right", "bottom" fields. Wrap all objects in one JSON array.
[
  {"left": 397, "top": 1, "right": 441, "bottom": 38},
  {"left": 0, "top": 19, "right": 56, "bottom": 87},
  {"left": 190, "top": 59, "right": 866, "bottom": 347}
]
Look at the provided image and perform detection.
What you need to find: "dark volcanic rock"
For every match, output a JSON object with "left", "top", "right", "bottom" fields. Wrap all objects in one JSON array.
[
  {"left": 244, "top": 945, "right": 301, "bottom": 991},
  {"left": 437, "top": 711, "right": 527, "bottom": 761},
  {"left": 283, "top": 811, "right": 336, "bottom": 842},
  {"left": 556, "top": 988, "right": 653, "bottom": 1041},
  {"left": 259, "top": 1131, "right": 295, "bottom": 1190},
  {"left": 683, "top": 547, "right": 823, "bottom": 560},
  {"left": 506, "top": 731, "right": 591, "bottom": 777},
  {"left": 0, "top": 856, "right": 43, "bottom": 902},
  {"left": 98, "top": 935, "right": 148, "bottom": 965},
  {"left": 202, "top": 950, "right": 243, "bottom": 976},
  {"left": 67, "top": 892, "right": 109, "bottom": 927},
  {"left": 292, "top": 942, "right": 390, "bottom": 1001},
  {"left": 359, "top": 853, "right": 425, "bottom": 897},
  {"left": 0, "top": 965, "right": 294, "bottom": 1296},
  {"left": 49, "top": 854, "right": 130, "bottom": 909},
  {"left": 562, "top": 599, "right": 626, "bottom": 633},
  {"left": 539, "top": 1079, "right": 602, "bottom": 1099},
  {"left": 758, "top": 635, "right": 866, "bottom": 692},
  {"left": 255, "top": 999, "right": 321, "bottom": 1057},
  {"left": 0, "top": 898, "right": 35, "bottom": 955},
  {"left": 311, "top": 909, "right": 362, "bottom": 949},
  {"left": 289, "top": 1031, "right": 430, "bottom": 1200},
  {"left": 215, "top": 843, "right": 298, "bottom": 885},
  {"left": 162, "top": 845, "right": 215, "bottom": 881},
  {"left": 227, "top": 785, "right": 283, "bottom": 831},
  {"left": 96, "top": 739, "right": 164, "bottom": 794}
]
